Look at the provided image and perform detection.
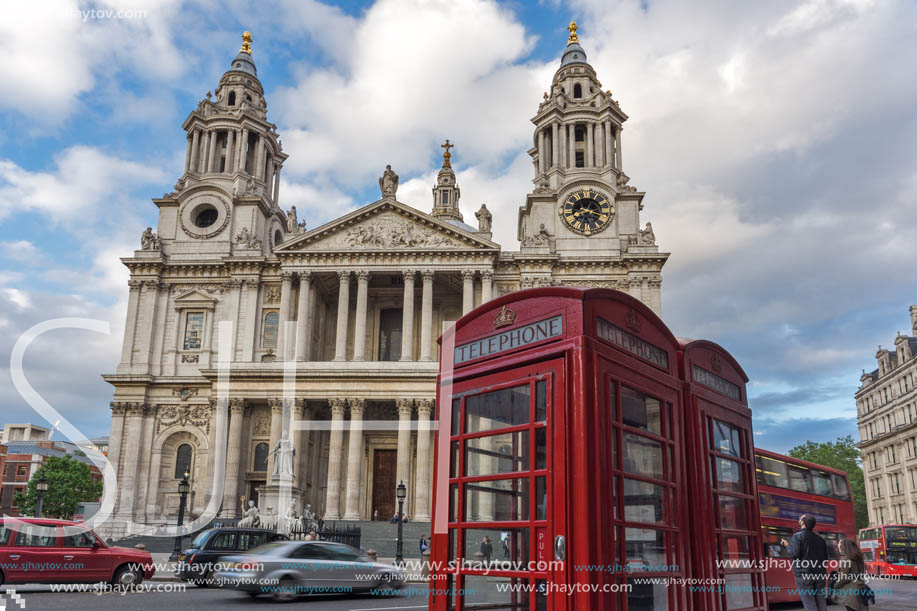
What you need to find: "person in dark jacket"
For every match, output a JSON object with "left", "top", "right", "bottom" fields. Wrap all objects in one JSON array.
[
  {"left": 419, "top": 534, "right": 429, "bottom": 560},
  {"left": 832, "top": 537, "right": 869, "bottom": 611},
  {"left": 781, "top": 514, "right": 829, "bottom": 611},
  {"left": 480, "top": 536, "right": 493, "bottom": 563}
]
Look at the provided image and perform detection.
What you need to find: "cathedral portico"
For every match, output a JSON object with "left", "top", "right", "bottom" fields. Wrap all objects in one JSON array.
[{"left": 102, "top": 24, "right": 669, "bottom": 538}]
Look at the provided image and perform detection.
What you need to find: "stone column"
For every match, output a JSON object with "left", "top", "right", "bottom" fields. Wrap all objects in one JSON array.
[
  {"left": 481, "top": 271, "right": 493, "bottom": 303},
  {"left": 595, "top": 122, "right": 604, "bottom": 167},
  {"left": 107, "top": 403, "right": 127, "bottom": 508},
  {"left": 273, "top": 164, "right": 281, "bottom": 203},
  {"left": 190, "top": 129, "right": 201, "bottom": 173},
  {"left": 615, "top": 127, "right": 623, "bottom": 170},
  {"left": 145, "top": 448, "right": 163, "bottom": 522},
  {"left": 117, "top": 403, "right": 144, "bottom": 518},
  {"left": 558, "top": 121, "right": 566, "bottom": 168},
  {"left": 400, "top": 270, "right": 416, "bottom": 361},
  {"left": 568, "top": 124, "right": 576, "bottom": 168},
  {"left": 292, "top": 399, "right": 305, "bottom": 485},
  {"left": 277, "top": 272, "right": 294, "bottom": 360},
  {"left": 240, "top": 280, "right": 259, "bottom": 361},
  {"left": 413, "top": 399, "right": 433, "bottom": 521},
  {"left": 333, "top": 271, "right": 351, "bottom": 361},
  {"left": 225, "top": 129, "right": 235, "bottom": 173},
  {"left": 343, "top": 398, "right": 365, "bottom": 520},
  {"left": 419, "top": 270, "right": 434, "bottom": 361},
  {"left": 324, "top": 399, "right": 347, "bottom": 520},
  {"left": 119, "top": 280, "right": 142, "bottom": 367},
  {"left": 239, "top": 128, "right": 249, "bottom": 173},
  {"left": 222, "top": 398, "right": 245, "bottom": 516},
  {"left": 184, "top": 135, "right": 193, "bottom": 174},
  {"left": 267, "top": 398, "right": 283, "bottom": 478},
  {"left": 605, "top": 121, "right": 614, "bottom": 168},
  {"left": 462, "top": 270, "right": 475, "bottom": 315},
  {"left": 395, "top": 399, "right": 414, "bottom": 516},
  {"left": 295, "top": 272, "right": 311, "bottom": 361},
  {"left": 551, "top": 122, "right": 559, "bottom": 168},
  {"left": 255, "top": 136, "right": 265, "bottom": 182},
  {"left": 353, "top": 271, "right": 370, "bottom": 361},
  {"left": 208, "top": 130, "right": 219, "bottom": 173},
  {"left": 586, "top": 122, "right": 595, "bottom": 167},
  {"left": 537, "top": 128, "right": 545, "bottom": 174}
]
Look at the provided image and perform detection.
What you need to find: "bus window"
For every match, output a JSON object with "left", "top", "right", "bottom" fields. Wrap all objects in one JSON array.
[
  {"left": 832, "top": 474, "right": 850, "bottom": 499},
  {"left": 821, "top": 532, "right": 842, "bottom": 560},
  {"left": 888, "top": 551, "right": 908, "bottom": 565},
  {"left": 862, "top": 550, "right": 874, "bottom": 561},
  {"left": 756, "top": 455, "right": 788, "bottom": 488},
  {"left": 787, "top": 465, "right": 812, "bottom": 493},
  {"left": 812, "top": 471, "right": 833, "bottom": 496}
]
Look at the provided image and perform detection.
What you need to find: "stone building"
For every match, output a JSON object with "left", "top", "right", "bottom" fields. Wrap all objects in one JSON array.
[
  {"left": 102, "top": 24, "right": 667, "bottom": 534},
  {"left": 857, "top": 305, "right": 917, "bottom": 525}
]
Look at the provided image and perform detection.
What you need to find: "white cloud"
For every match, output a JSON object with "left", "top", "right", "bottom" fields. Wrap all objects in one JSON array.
[
  {"left": 0, "top": 240, "right": 43, "bottom": 263},
  {"left": 0, "top": 146, "right": 167, "bottom": 222},
  {"left": 270, "top": 0, "right": 542, "bottom": 185},
  {"left": 3, "top": 288, "right": 32, "bottom": 310}
]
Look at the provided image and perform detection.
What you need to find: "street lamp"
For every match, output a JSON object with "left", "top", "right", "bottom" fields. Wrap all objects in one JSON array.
[
  {"left": 395, "top": 481, "right": 407, "bottom": 566},
  {"left": 170, "top": 469, "right": 191, "bottom": 561},
  {"left": 35, "top": 476, "right": 49, "bottom": 518}
]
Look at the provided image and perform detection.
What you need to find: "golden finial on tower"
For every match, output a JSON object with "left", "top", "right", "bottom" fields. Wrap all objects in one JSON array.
[
  {"left": 567, "top": 21, "right": 579, "bottom": 45},
  {"left": 441, "top": 139, "right": 454, "bottom": 167},
  {"left": 241, "top": 31, "right": 253, "bottom": 54}
]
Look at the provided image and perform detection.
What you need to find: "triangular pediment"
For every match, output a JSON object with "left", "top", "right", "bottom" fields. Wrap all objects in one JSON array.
[
  {"left": 173, "top": 289, "right": 218, "bottom": 309},
  {"left": 276, "top": 199, "right": 498, "bottom": 253}
]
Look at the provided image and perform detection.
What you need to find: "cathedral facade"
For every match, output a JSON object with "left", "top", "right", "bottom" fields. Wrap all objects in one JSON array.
[{"left": 103, "top": 25, "right": 667, "bottom": 534}]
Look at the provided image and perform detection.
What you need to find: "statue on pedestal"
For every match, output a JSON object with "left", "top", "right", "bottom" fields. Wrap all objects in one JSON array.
[
  {"left": 262, "top": 506, "right": 277, "bottom": 530},
  {"left": 283, "top": 500, "right": 299, "bottom": 536},
  {"left": 268, "top": 431, "right": 295, "bottom": 480},
  {"left": 140, "top": 227, "right": 160, "bottom": 251},
  {"left": 301, "top": 503, "right": 316, "bottom": 533},
  {"left": 239, "top": 500, "right": 260, "bottom": 528},
  {"left": 379, "top": 165, "right": 399, "bottom": 198},
  {"left": 475, "top": 204, "right": 492, "bottom": 232}
]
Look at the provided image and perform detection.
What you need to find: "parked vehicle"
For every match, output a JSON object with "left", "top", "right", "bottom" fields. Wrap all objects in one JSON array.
[
  {"left": 0, "top": 518, "right": 155, "bottom": 586},
  {"left": 174, "top": 527, "right": 287, "bottom": 585},
  {"left": 214, "top": 540, "right": 405, "bottom": 601}
]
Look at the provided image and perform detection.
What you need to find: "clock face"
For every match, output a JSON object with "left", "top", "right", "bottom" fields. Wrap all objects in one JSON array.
[{"left": 560, "top": 189, "right": 613, "bottom": 236}]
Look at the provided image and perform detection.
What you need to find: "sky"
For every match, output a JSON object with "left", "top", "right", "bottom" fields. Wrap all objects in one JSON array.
[{"left": 0, "top": 0, "right": 915, "bottom": 450}]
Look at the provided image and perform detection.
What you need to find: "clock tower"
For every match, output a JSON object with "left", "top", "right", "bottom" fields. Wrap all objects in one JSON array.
[{"left": 514, "top": 22, "right": 666, "bottom": 314}]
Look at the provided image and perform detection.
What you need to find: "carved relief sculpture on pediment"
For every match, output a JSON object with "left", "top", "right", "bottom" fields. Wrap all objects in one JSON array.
[{"left": 336, "top": 213, "right": 465, "bottom": 249}]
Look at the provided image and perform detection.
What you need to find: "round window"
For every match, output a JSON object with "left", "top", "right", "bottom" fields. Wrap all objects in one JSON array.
[{"left": 194, "top": 207, "right": 219, "bottom": 228}]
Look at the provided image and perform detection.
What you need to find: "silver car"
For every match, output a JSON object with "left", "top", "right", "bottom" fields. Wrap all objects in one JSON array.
[{"left": 214, "top": 540, "right": 405, "bottom": 601}]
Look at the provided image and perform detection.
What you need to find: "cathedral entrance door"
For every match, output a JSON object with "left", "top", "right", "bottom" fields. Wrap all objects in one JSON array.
[{"left": 371, "top": 449, "right": 397, "bottom": 519}]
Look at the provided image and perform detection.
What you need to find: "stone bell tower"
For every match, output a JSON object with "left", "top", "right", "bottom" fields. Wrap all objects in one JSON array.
[
  {"left": 513, "top": 22, "right": 666, "bottom": 314},
  {"left": 430, "top": 139, "right": 463, "bottom": 222},
  {"left": 152, "top": 31, "right": 290, "bottom": 258}
]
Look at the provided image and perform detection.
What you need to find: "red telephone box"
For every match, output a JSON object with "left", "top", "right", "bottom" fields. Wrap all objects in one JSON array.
[
  {"left": 679, "top": 340, "right": 766, "bottom": 611},
  {"left": 430, "top": 287, "right": 695, "bottom": 610}
]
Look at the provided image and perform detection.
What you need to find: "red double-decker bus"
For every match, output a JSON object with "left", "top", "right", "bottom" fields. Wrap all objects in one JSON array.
[
  {"left": 754, "top": 448, "right": 856, "bottom": 604},
  {"left": 858, "top": 525, "right": 917, "bottom": 576}
]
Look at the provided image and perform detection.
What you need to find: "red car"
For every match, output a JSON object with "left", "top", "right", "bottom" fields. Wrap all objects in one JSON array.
[{"left": 0, "top": 518, "right": 155, "bottom": 586}]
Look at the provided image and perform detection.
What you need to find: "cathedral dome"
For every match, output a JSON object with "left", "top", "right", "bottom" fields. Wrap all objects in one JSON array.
[
  {"left": 228, "top": 50, "right": 257, "bottom": 77},
  {"left": 561, "top": 42, "right": 588, "bottom": 67},
  {"left": 226, "top": 31, "right": 257, "bottom": 77},
  {"left": 560, "top": 22, "right": 589, "bottom": 66}
]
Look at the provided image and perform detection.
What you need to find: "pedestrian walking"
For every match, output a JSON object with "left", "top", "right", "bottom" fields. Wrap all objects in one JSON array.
[
  {"left": 781, "top": 514, "right": 829, "bottom": 611},
  {"left": 480, "top": 536, "right": 493, "bottom": 563},
  {"left": 419, "top": 534, "right": 429, "bottom": 560},
  {"left": 503, "top": 536, "right": 510, "bottom": 559},
  {"left": 832, "top": 538, "right": 870, "bottom": 610}
]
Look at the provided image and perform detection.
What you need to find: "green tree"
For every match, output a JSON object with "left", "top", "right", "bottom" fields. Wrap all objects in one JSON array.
[
  {"left": 787, "top": 435, "right": 868, "bottom": 530},
  {"left": 12, "top": 455, "right": 103, "bottom": 519}
]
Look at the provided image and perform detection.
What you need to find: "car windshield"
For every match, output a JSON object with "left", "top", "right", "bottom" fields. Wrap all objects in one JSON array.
[
  {"left": 190, "top": 531, "right": 211, "bottom": 548},
  {"left": 246, "top": 542, "right": 292, "bottom": 556}
]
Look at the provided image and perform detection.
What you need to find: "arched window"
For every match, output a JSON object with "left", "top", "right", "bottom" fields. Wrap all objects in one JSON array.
[
  {"left": 253, "top": 443, "right": 269, "bottom": 472},
  {"left": 245, "top": 93, "right": 252, "bottom": 103},
  {"left": 573, "top": 83, "right": 582, "bottom": 98},
  {"left": 175, "top": 444, "right": 192, "bottom": 479},
  {"left": 262, "top": 311, "right": 279, "bottom": 350},
  {"left": 274, "top": 230, "right": 283, "bottom": 247},
  {"left": 228, "top": 91, "right": 236, "bottom": 106}
]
